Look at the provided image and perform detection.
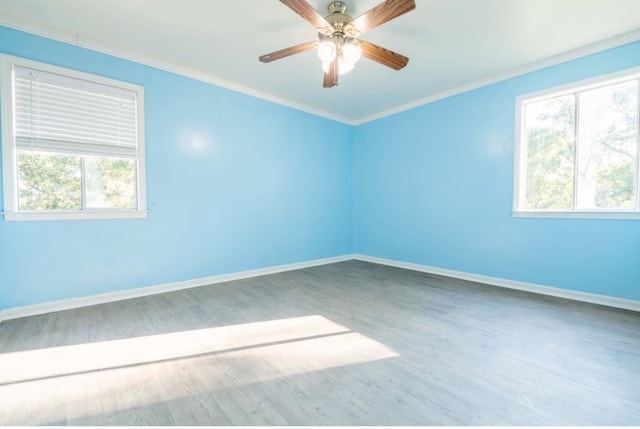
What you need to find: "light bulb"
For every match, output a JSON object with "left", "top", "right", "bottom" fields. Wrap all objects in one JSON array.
[
  {"left": 342, "top": 42, "right": 362, "bottom": 65},
  {"left": 322, "top": 58, "right": 355, "bottom": 75},
  {"left": 317, "top": 41, "right": 337, "bottom": 62}
]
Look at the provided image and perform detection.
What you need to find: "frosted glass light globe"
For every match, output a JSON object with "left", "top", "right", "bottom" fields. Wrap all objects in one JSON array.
[
  {"left": 317, "top": 41, "right": 337, "bottom": 62},
  {"left": 322, "top": 58, "right": 355, "bottom": 75},
  {"left": 342, "top": 42, "right": 362, "bottom": 65}
]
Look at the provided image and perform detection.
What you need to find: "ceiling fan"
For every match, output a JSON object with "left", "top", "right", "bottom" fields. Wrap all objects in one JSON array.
[{"left": 259, "top": 0, "right": 416, "bottom": 88}]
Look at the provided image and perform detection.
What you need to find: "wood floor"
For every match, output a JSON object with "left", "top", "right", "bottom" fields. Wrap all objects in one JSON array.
[{"left": 0, "top": 260, "right": 639, "bottom": 425}]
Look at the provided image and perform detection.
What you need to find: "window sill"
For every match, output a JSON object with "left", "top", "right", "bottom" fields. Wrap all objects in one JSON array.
[
  {"left": 3, "top": 210, "right": 148, "bottom": 222},
  {"left": 512, "top": 210, "right": 640, "bottom": 220}
]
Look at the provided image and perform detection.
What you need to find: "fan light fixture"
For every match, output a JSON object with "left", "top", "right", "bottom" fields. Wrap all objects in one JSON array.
[
  {"left": 258, "top": 0, "right": 415, "bottom": 88},
  {"left": 317, "top": 41, "right": 336, "bottom": 62},
  {"left": 318, "top": 39, "right": 362, "bottom": 75}
]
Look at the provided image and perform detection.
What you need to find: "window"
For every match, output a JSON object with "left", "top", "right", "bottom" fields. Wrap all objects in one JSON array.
[
  {"left": 1, "top": 55, "right": 146, "bottom": 221},
  {"left": 514, "top": 68, "right": 640, "bottom": 219}
]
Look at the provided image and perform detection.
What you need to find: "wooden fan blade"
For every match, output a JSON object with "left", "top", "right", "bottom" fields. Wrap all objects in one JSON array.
[
  {"left": 279, "top": 0, "right": 331, "bottom": 30},
  {"left": 350, "top": 0, "right": 415, "bottom": 35},
  {"left": 360, "top": 40, "right": 409, "bottom": 70},
  {"left": 323, "top": 57, "right": 339, "bottom": 88},
  {"left": 259, "top": 41, "right": 317, "bottom": 63}
]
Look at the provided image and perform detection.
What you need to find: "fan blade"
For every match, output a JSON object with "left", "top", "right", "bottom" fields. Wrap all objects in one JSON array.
[
  {"left": 350, "top": 0, "right": 415, "bottom": 35},
  {"left": 279, "top": 0, "right": 331, "bottom": 30},
  {"left": 323, "top": 57, "right": 338, "bottom": 88},
  {"left": 259, "top": 41, "right": 317, "bottom": 63},
  {"left": 361, "top": 40, "right": 409, "bottom": 70}
]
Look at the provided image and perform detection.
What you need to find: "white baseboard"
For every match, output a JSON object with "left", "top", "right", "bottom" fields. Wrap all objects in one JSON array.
[
  {"left": 0, "top": 254, "right": 355, "bottom": 321},
  {"left": 2, "top": 253, "right": 637, "bottom": 321},
  {"left": 353, "top": 254, "right": 640, "bottom": 312}
]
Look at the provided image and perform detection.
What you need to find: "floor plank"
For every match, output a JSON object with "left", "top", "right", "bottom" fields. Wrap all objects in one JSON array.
[{"left": 0, "top": 260, "right": 638, "bottom": 425}]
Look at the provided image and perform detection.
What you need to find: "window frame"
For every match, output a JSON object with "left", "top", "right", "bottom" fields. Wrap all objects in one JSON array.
[
  {"left": 1, "top": 54, "right": 147, "bottom": 221},
  {"left": 513, "top": 67, "right": 640, "bottom": 220}
]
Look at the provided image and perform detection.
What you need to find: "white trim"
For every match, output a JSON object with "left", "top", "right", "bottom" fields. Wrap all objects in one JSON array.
[
  {"left": 352, "top": 254, "right": 640, "bottom": 313},
  {"left": 2, "top": 210, "right": 148, "bottom": 221},
  {"left": 1, "top": 16, "right": 639, "bottom": 126},
  {"left": 0, "top": 254, "right": 355, "bottom": 321},
  {"left": 512, "top": 90, "right": 526, "bottom": 212},
  {"left": 135, "top": 87, "right": 148, "bottom": 213},
  {"left": 512, "top": 211, "right": 640, "bottom": 220},
  {"left": 0, "top": 54, "right": 17, "bottom": 212}
]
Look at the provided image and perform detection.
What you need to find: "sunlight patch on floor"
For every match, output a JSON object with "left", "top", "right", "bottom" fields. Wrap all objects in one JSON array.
[
  {"left": 0, "top": 315, "right": 398, "bottom": 425},
  {"left": 0, "top": 315, "right": 349, "bottom": 384}
]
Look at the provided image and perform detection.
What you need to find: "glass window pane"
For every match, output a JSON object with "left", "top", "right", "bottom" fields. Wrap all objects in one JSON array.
[
  {"left": 524, "top": 94, "right": 576, "bottom": 210},
  {"left": 84, "top": 156, "right": 136, "bottom": 209},
  {"left": 17, "top": 150, "right": 81, "bottom": 210},
  {"left": 577, "top": 81, "right": 638, "bottom": 210}
]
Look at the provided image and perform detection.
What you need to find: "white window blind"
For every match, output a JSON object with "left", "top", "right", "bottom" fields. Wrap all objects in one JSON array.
[
  {"left": 2, "top": 54, "right": 147, "bottom": 221},
  {"left": 14, "top": 66, "right": 138, "bottom": 158}
]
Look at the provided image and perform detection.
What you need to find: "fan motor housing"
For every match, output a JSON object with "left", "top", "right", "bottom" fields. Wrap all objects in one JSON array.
[
  {"left": 325, "top": 1, "right": 353, "bottom": 31},
  {"left": 327, "top": 1, "right": 348, "bottom": 14}
]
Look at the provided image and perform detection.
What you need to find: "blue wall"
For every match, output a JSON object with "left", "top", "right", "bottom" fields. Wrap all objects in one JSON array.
[
  {"left": 353, "top": 41, "right": 640, "bottom": 301},
  {"left": 0, "top": 26, "right": 353, "bottom": 310},
  {"left": 1, "top": 26, "right": 638, "bottom": 311}
]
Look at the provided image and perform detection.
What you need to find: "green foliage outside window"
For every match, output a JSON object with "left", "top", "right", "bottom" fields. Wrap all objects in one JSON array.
[
  {"left": 525, "top": 95, "right": 575, "bottom": 210},
  {"left": 17, "top": 151, "right": 136, "bottom": 211},
  {"left": 523, "top": 80, "right": 638, "bottom": 211},
  {"left": 18, "top": 152, "right": 81, "bottom": 210}
]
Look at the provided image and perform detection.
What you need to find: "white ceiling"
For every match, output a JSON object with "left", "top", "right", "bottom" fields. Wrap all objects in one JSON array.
[{"left": 1, "top": 0, "right": 640, "bottom": 124}]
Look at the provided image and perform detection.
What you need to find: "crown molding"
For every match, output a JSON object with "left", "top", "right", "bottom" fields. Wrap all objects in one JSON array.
[
  {"left": 352, "top": 29, "right": 640, "bottom": 125},
  {"left": 1, "top": 14, "right": 639, "bottom": 126},
  {"left": 0, "top": 14, "right": 355, "bottom": 126}
]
